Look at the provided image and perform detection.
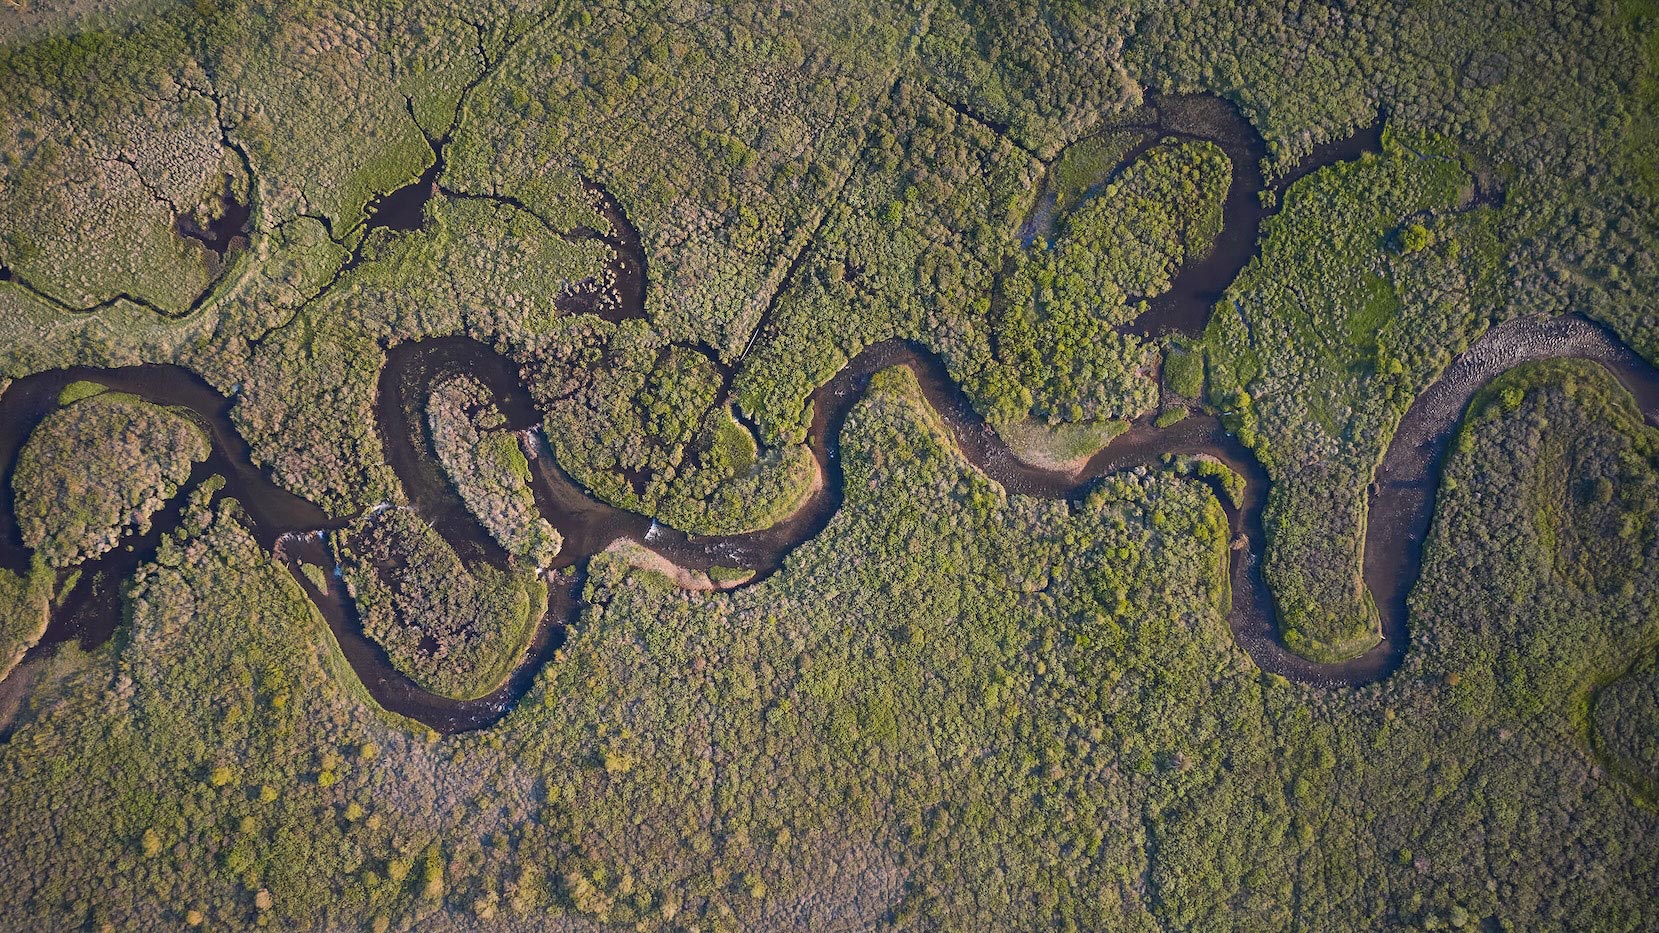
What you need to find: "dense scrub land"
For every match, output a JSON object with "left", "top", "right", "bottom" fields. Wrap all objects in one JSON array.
[
  {"left": 0, "top": 560, "right": 50, "bottom": 684},
  {"left": 1, "top": 0, "right": 1658, "bottom": 929},
  {"left": 0, "top": 363, "right": 1654, "bottom": 930},
  {"left": 12, "top": 390, "right": 208, "bottom": 567},
  {"left": 428, "top": 375, "right": 561, "bottom": 567},
  {"left": 1595, "top": 651, "right": 1659, "bottom": 803},
  {"left": 1205, "top": 127, "right": 1500, "bottom": 659},
  {"left": 338, "top": 507, "right": 545, "bottom": 701}
]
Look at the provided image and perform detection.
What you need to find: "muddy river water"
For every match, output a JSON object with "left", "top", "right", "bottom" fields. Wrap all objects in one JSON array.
[{"left": 2, "top": 96, "right": 1656, "bottom": 731}]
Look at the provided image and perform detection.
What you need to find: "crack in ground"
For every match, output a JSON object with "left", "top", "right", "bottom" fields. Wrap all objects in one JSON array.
[
  {"left": 101, "top": 154, "right": 187, "bottom": 216},
  {"left": 5, "top": 78, "right": 258, "bottom": 324},
  {"left": 246, "top": 18, "right": 558, "bottom": 352},
  {"left": 915, "top": 80, "right": 1044, "bottom": 164},
  {"left": 731, "top": 1, "right": 941, "bottom": 374}
]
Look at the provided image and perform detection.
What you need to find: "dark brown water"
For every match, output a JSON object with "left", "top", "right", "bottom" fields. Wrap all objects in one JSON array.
[
  {"left": 3, "top": 174, "right": 253, "bottom": 320},
  {"left": 2, "top": 95, "right": 1655, "bottom": 732},
  {"left": 584, "top": 179, "right": 648, "bottom": 323},
  {"left": 365, "top": 166, "right": 440, "bottom": 234},
  {"left": 1130, "top": 107, "right": 1382, "bottom": 337},
  {"left": 1024, "top": 93, "right": 1383, "bottom": 337},
  {"left": 362, "top": 99, "right": 453, "bottom": 235},
  {"left": 3, "top": 314, "right": 1653, "bottom": 729},
  {"left": 1357, "top": 314, "right": 1659, "bottom": 683},
  {"left": 546, "top": 179, "right": 649, "bottom": 323},
  {"left": 174, "top": 177, "right": 253, "bottom": 262}
]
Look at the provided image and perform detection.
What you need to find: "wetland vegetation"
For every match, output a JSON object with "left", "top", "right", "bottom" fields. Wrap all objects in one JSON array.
[
  {"left": 427, "top": 374, "right": 561, "bottom": 568},
  {"left": 1, "top": 0, "right": 1658, "bottom": 929},
  {"left": 12, "top": 391, "right": 209, "bottom": 568}
]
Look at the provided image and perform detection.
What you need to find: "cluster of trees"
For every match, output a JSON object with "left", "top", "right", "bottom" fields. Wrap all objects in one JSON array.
[
  {"left": 538, "top": 331, "right": 818, "bottom": 535},
  {"left": 444, "top": 0, "right": 917, "bottom": 356},
  {"left": 726, "top": 83, "right": 1232, "bottom": 479},
  {"left": 1, "top": 0, "right": 1656, "bottom": 515},
  {"left": 227, "top": 192, "right": 608, "bottom": 515},
  {"left": 918, "top": 0, "right": 1143, "bottom": 159},
  {"left": 0, "top": 24, "right": 239, "bottom": 314},
  {"left": 0, "top": 560, "right": 50, "bottom": 684},
  {"left": 1033, "top": 129, "right": 1150, "bottom": 217},
  {"left": 1595, "top": 650, "right": 1659, "bottom": 803},
  {"left": 1162, "top": 341, "right": 1204, "bottom": 399},
  {"left": 986, "top": 138, "right": 1228, "bottom": 427},
  {"left": 1203, "top": 128, "right": 1501, "bottom": 660},
  {"left": 12, "top": 390, "right": 207, "bottom": 567},
  {"left": 922, "top": 0, "right": 1659, "bottom": 363},
  {"left": 426, "top": 375, "right": 560, "bottom": 568},
  {"left": 1037, "top": 138, "right": 1228, "bottom": 298},
  {"left": 729, "top": 74, "right": 1034, "bottom": 449},
  {"left": 545, "top": 337, "right": 724, "bottom": 514},
  {"left": 337, "top": 507, "right": 542, "bottom": 701},
  {"left": 0, "top": 486, "right": 484, "bottom": 929},
  {"left": 647, "top": 412, "right": 817, "bottom": 535}
]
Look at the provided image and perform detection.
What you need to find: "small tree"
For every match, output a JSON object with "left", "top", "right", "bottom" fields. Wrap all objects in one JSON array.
[{"left": 1400, "top": 222, "right": 1432, "bottom": 253}]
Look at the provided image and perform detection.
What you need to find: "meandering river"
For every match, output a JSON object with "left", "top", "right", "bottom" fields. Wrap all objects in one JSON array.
[{"left": 2, "top": 96, "right": 1655, "bottom": 732}]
